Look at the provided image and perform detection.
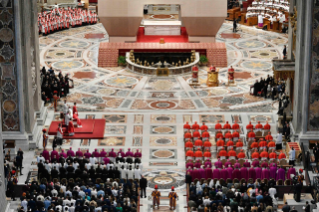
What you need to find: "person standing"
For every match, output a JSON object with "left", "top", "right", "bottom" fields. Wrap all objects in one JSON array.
[
  {"left": 283, "top": 45, "right": 287, "bottom": 59},
  {"left": 16, "top": 154, "right": 23, "bottom": 175},
  {"left": 233, "top": 19, "right": 237, "bottom": 32},
  {"left": 289, "top": 147, "right": 295, "bottom": 166},
  {"left": 168, "top": 186, "right": 178, "bottom": 210},
  {"left": 313, "top": 142, "right": 319, "bottom": 164},
  {"left": 304, "top": 201, "right": 310, "bottom": 212},
  {"left": 42, "top": 129, "right": 48, "bottom": 149},
  {"left": 17, "top": 148, "right": 24, "bottom": 169},
  {"left": 152, "top": 185, "right": 161, "bottom": 209},
  {"left": 275, "top": 131, "right": 282, "bottom": 150}
]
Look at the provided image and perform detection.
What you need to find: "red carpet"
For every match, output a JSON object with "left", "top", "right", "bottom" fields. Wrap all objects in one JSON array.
[
  {"left": 136, "top": 27, "right": 188, "bottom": 43},
  {"left": 48, "top": 119, "right": 105, "bottom": 139}
]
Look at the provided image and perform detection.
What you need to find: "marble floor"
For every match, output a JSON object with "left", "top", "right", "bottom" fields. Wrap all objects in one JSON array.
[{"left": 9, "top": 21, "right": 289, "bottom": 211}]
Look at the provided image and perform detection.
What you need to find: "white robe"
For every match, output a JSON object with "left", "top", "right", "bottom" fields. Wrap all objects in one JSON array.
[
  {"left": 69, "top": 108, "right": 73, "bottom": 119},
  {"left": 65, "top": 114, "right": 70, "bottom": 126},
  {"left": 127, "top": 169, "right": 134, "bottom": 179},
  {"left": 134, "top": 168, "right": 142, "bottom": 180},
  {"left": 120, "top": 168, "right": 127, "bottom": 179},
  {"left": 63, "top": 103, "right": 69, "bottom": 114}
]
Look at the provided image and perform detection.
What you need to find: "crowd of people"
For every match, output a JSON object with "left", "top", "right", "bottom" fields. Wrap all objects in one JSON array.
[
  {"left": 38, "top": 7, "right": 97, "bottom": 35},
  {"left": 251, "top": 76, "right": 286, "bottom": 100},
  {"left": 41, "top": 66, "right": 73, "bottom": 107},
  {"left": 14, "top": 148, "right": 144, "bottom": 212}
]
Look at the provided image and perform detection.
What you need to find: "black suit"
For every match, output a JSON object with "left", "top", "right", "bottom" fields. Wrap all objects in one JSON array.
[{"left": 139, "top": 178, "right": 147, "bottom": 197}]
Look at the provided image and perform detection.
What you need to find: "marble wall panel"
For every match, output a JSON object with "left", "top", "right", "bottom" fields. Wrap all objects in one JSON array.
[{"left": 0, "top": 0, "right": 19, "bottom": 131}]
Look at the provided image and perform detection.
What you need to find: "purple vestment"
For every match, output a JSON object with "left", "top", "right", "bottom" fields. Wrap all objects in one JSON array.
[
  {"left": 252, "top": 160, "right": 259, "bottom": 167},
  {"left": 134, "top": 150, "right": 142, "bottom": 157},
  {"left": 261, "top": 162, "right": 268, "bottom": 168},
  {"left": 59, "top": 151, "right": 67, "bottom": 159},
  {"left": 212, "top": 168, "right": 220, "bottom": 179},
  {"left": 243, "top": 161, "right": 251, "bottom": 168},
  {"left": 234, "top": 162, "right": 241, "bottom": 169},
  {"left": 193, "top": 169, "right": 201, "bottom": 179},
  {"left": 232, "top": 169, "right": 241, "bottom": 180},
  {"left": 42, "top": 149, "right": 50, "bottom": 162},
  {"left": 240, "top": 167, "right": 248, "bottom": 180},
  {"left": 226, "top": 167, "right": 233, "bottom": 179},
  {"left": 255, "top": 167, "right": 262, "bottom": 179},
  {"left": 199, "top": 168, "right": 206, "bottom": 179},
  {"left": 220, "top": 169, "right": 227, "bottom": 180},
  {"left": 103, "top": 157, "right": 110, "bottom": 164},
  {"left": 186, "top": 162, "right": 194, "bottom": 169},
  {"left": 276, "top": 168, "right": 286, "bottom": 181},
  {"left": 51, "top": 150, "right": 59, "bottom": 162},
  {"left": 205, "top": 168, "right": 212, "bottom": 179},
  {"left": 214, "top": 161, "right": 222, "bottom": 169},
  {"left": 118, "top": 150, "right": 125, "bottom": 158},
  {"left": 195, "top": 162, "right": 202, "bottom": 168},
  {"left": 287, "top": 167, "right": 296, "bottom": 180},
  {"left": 67, "top": 149, "right": 74, "bottom": 157},
  {"left": 248, "top": 168, "right": 256, "bottom": 181},
  {"left": 100, "top": 150, "right": 107, "bottom": 158},
  {"left": 204, "top": 160, "right": 212, "bottom": 168},
  {"left": 261, "top": 168, "right": 270, "bottom": 180},
  {"left": 224, "top": 161, "right": 232, "bottom": 168},
  {"left": 76, "top": 150, "right": 83, "bottom": 157},
  {"left": 269, "top": 167, "right": 277, "bottom": 179},
  {"left": 109, "top": 150, "right": 116, "bottom": 157},
  {"left": 84, "top": 152, "right": 91, "bottom": 159},
  {"left": 92, "top": 151, "right": 100, "bottom": 158},
  {"left": 125, "top": 150, "right": 133, "bottom": 157}
]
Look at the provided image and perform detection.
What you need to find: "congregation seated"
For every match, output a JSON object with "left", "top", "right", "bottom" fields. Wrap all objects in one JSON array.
[
  {"left": 186, "top": 171, "right": 281, "bottom": 211},
  {"left": 37, "top": 147, "right": 143, "bottom": 182},
  {"left": 41, "top": 67, "right": 73, "bottom": 106},
  {"left": 250, "top": 76, "right": 278, "bottom": 99},
  {"left": 38, "top": 7, "right": 98, "bottom": 36},
  {"left": 19, "top": 173, "right": 139, "bottom": 212}
]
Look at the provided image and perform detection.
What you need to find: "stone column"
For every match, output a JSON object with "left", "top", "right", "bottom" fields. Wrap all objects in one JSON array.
[
  {"left": 287, "top": 0, "right": 295, "bottom": 60},
  {"left": 292, "top": 0, "right": 319, "bottom": 148},
  {"left": 0, "top": 113, "right": 7, "bottom": 212},
  {"left": 0, "top": 0, "right": 48, "bottom": 150}
]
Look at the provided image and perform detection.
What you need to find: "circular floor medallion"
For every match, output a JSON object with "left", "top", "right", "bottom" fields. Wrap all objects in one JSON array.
[
  {"left": 150, "top": 101, "right": 177, "bottom": 109},
  {"left": 155, "top": 138, "right": 172, "bottom": 144},
  {"left": 143, "top": 170, "right": 186, "bottom": 190},
  {"left": 105, "top": 76, "right": 138, "bottom": 87},
  {"left": 52, "top": 61, "right": 84, "bottom": 70},
  {"left": 155, "top": 116, "right": 171, "bottom": 121},
  {"left": 153, "top": 149, "right": 174, "bottom": 158},
  {"left": 153, "top": 126, "right": 174, "bottom": 134},
  {"left": 60, "top": 40, "right": 90, "bottom": 48},
  {"left": 236, "top": 40, "right": 266, "bottom": 49}
]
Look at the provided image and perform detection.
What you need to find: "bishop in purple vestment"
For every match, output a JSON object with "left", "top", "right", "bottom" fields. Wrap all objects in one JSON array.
[
  {"left": 269, "top": 166, "right": 277, "bottom": 179},
  {"left": 252, "top": 160, "right": 259, "bottom": 167},
  {"left": 204, "top": 159, "right": 212, "bottom": 168},
  {"left": 244, "top": 160, "right": 251, "bottom": 168},
  {"left": 205, "top": 166, "right": 213, "bottom": 179},
  {"left": 261, "top": 168, "right": 270, "bottom": 180},
  {"left": 220, "top": 168, "right": 227, "bottom": 180},
  {"left": 276, "top": 167, "right": 286, "bottom": 181},
  {"left": 42, "top": 149, "right": 50, "bottom": 162},
  {"left": 248, "top": 166, "right": 256, "bottom": 181},
  {"left": 212, "top": 168, "right": 220, "bottom": 179},
  {"left": 214, "top": 159, "right": 222, "bottom": 169},
  {"left": 240, "top": 167, "right": 248, "bottom": 180},
  {"left": 232, "top": 168, "right": 241, "bottom": 180},
  {"left": 59, "top": 149, "right": 67, "bottom": 158},
  {"left": 51, "top": 149, "right": 59, "bottom": 162},
  {"left": 67, "top": 147, "right": 74, "bottom": 157},
  {"left": 224, "top": 159, "right": 232, "bottom": 168},
  {"left": 199, "top": 165, "right": 206, "bottom": 179},
  {"left": 287, "top": 167, "right": 296, "bottom": 180},
  {"left": 255, "top": 167, "right": 262, "bottom": 179},
  {"left": 226, "top": 165, "right": 233, "bottom": 179},
  {"left": 76, "top": 148, "right": 83, "bottom": 157}
]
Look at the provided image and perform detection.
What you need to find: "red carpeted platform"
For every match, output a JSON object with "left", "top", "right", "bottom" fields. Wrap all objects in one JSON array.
[
  {"left": 136, "top": 27, "right": 189, "bottom": 43},
  {"left": 48, "top": 119, "right": 105, "bottom": 139}
]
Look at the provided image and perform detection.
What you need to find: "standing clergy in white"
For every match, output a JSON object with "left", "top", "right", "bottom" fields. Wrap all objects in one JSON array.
[
  {"left": 134, "top": 166, "right": 142, "bottom": 180},
  {"left": 63, "top": 100, "right": 69, "bottom": 115},
  {"left": 65, "top": 111, "right": 71, "bottom": 126}
]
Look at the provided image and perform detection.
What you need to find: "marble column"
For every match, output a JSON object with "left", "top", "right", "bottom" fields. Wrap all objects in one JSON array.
[
  {"left": 0, "top": 114, "right": 7, "bottom": 212},
  {"left": 292, "top": 0, "right": 319, "bottom": 148},
  {"left": 0, "top": 0, "right": 47, "bottom": 151}
]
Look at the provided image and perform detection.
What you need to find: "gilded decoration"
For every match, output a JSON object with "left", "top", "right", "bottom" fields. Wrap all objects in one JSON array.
[
  {"left": 308, "top": 5, "right": 319, "bottom": 130},
  {"left": 0, "top": 1, "right": 19, "bottom": 131}
]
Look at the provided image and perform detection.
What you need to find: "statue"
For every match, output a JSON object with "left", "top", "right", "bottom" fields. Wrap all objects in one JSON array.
[
  {"left": 207, "top": 65, "right": 219, "bottom": 87},
  {"left": 228, "top": 66, "right": 235, "bottom": 86}
]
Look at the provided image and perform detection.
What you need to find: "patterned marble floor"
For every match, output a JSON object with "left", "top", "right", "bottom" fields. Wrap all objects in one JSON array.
[
  {"left": 39, "top": 22, "right": 287, "bottom": 113},
  {"left": 36, "top": 22, "right": 287, "bottom": 211}
]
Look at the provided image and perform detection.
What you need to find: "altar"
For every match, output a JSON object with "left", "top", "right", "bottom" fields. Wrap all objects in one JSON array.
[{"left": 144, "top": 20, "right": 182, "bottom": 35}]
